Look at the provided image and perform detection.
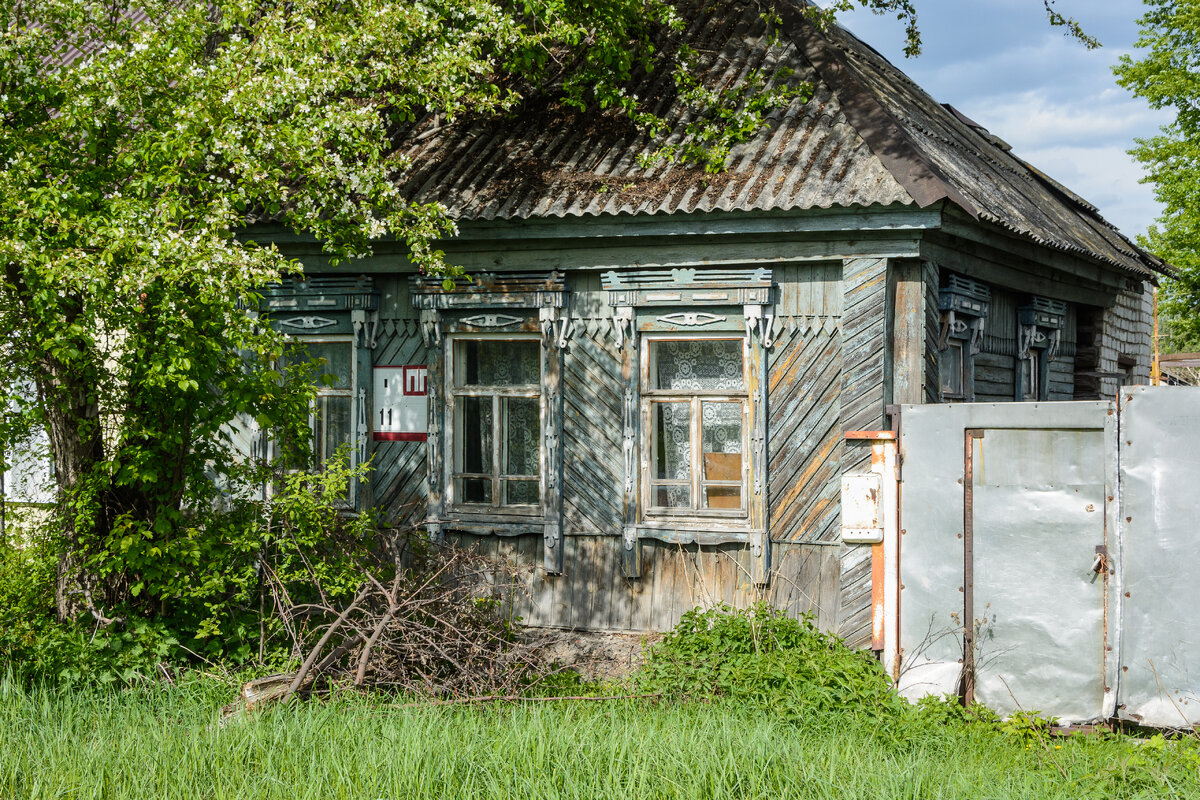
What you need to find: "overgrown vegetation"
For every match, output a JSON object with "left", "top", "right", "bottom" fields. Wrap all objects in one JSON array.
[
  {"left": 3, "top": 652, "right": 1199, "bottom": 799},
  {"left": 0, "top": 455, "right": 539, "bottom": 690},
  {"left": 637, "top": 603, "right": 904, "bottom": 717}
]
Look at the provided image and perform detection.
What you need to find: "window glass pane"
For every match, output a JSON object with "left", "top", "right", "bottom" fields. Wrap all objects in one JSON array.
[
  {"left": 455, "top": 340, "right": 539, "bottom": 387},
  {"left": 503, "top": 397, "right": 539, "bottom": 477},
  {"left": 652, "top": 340, "right": 744, "bottom": 392},
  {"left": 652, "top": 402, "right": 691, "bottom": 481},
  {"left": 705, "top": 486, "right": 742, "bottom": 510},
  {"left": 457, "top": 478, "right": 492, "bottom": 504},
  {"left": 315, "top": 395, "right": 353, "bottom": 463},
  {"left": 701, "top": 402, "right": 743, "bottom": 466},
  {"left": 457, "top": 396, "right": 493, "bottom": 473},
  {"left": 655, "top": 486, "right": 691, "bottom": 508},
  {"left": 296, "top": 341, "right": 353, "bottom": 389},
  {"left": 940, "top": 342, "right": 964, "bottom": 396},
  {"left": 1020, "top": 355, "right": 1038, "bottom": 401},
  {"left": 504, "top": 480, "right": 539, "bottom": 505}
]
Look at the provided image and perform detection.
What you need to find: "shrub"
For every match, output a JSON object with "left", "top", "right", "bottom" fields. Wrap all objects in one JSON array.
[{"left": 634, "top": 603, "right": 905, "bottom": 718}]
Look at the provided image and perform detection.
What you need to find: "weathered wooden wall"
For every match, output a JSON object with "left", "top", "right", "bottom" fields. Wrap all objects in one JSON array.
[
  {"left": 1075, "top": 283, "right": 1153, "bottom": 402},
  {"left": 835, "top": 257, "right": 891, "bottom": 648},
  {"left": 370, "top": 277, "right": 428, "bottom": 527},
  {"left": 561, "top": 320, "right": 624, "bottom": 534},
  {"left": 448, "top": 533, "right": 842, "bottom": 633}
]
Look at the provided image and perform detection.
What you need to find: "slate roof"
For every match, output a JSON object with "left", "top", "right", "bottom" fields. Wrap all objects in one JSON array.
[{"left": 396, "top": 0, "right": 1167, "bottom": 278}]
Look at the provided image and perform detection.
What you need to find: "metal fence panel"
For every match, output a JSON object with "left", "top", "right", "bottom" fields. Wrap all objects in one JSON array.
[
  {"left": 1118, "top": 385, "right": 1200, "bottom": 728},
  {"left": 898, "top": 401, "right": 1116, "bottom": 723},
  {"left": 970, "top": 428, "right": 1108, "bottom": 722}
]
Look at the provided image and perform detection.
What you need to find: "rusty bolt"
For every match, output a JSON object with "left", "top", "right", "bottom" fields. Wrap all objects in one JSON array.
[
  {"left": 1122, "top": 666, "right": 1129, "bottom": 673},
  {"left": 1126, "top": 517, "right": 1132, "bottom": 523},
  {"left": 900, "top": 528, "right": 907, "bottom": 535},
  {"left": 1125, "top": 592, "right": 1131, "bottom": 598},
  {"left": 958, "top": 586, "right": 964, "bottom": 593},
  {"left": 1086, "top": 504, "right": 1095, "bottom": 512},
  {"left": 1108, "top": 496, "right": 1114, "bottom": 502},
  {"left": 957, "top": 533, "right": 963, "bottom": 539},
  {"left": 900, "top": 583, "right": 905, "bottom": 590}
]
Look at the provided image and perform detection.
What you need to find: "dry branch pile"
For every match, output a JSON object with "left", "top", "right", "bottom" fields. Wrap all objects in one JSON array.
[{"left": 253, "top": 534, "right": 549, "bottom": 706}]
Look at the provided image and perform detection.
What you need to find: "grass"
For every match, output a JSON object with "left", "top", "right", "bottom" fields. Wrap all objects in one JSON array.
[{"left": 3, "top": 678, "right": 1199, "bottom": 800}]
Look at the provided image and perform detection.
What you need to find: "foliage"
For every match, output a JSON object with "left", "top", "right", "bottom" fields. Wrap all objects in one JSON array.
[
  {"left": 1115, "top": 0, "right": 1200, "bottom": 351},
  {"left": 6, "top": 677, "right": 1200, "bottom": 800},
  {"left": 634, "top": 602, "right": 905, "bottom": 717},
  {"left": 0, "top": 454, "right": 380, "bottom": 682}
]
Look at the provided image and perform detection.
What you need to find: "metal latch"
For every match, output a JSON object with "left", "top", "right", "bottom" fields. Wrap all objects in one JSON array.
[{"left": 1092, "top": 545, "right": 1109, "bottom": 574}]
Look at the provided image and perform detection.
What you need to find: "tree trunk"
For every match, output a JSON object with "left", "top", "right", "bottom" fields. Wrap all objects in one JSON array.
[{"left": 37, "top": 347, "right": 107, "bottom": 620}]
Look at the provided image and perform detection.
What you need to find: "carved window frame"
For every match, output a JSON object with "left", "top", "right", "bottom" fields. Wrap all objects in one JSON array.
[
  {"left": 445, "top": 333, "right": 544, "bottom": 516},
  {"left": 410, "top": 272, "right": 569, "bottom": 574},
  {"left": 938, "top": 274, "right": 990, "bottom": 403},
  {"left": 603, "top": 267, "right": 773, "bottom": 583},
  {"left": 260, "top": 278, "right": 378, "bottom": 510},
  {"left": 1016, "top": 297, "right": 1066, "bottom": 402}
]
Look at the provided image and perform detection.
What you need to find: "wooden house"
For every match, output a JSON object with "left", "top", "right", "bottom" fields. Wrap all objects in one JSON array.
[{"left": 253, "top": 1, "right": 1170, "bottom": 647}]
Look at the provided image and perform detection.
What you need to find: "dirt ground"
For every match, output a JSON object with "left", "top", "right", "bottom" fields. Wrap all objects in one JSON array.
[{"left": 533, "top": 629, "right": 661, "bottom": 683}]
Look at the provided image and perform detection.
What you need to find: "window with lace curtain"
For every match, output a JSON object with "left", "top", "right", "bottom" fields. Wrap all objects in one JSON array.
[
  {"left": 448, "top": 336, "right": 542, "bottom": 511},
  {"left": 642, "top": 336, "right": 748, "bottom": 518}
]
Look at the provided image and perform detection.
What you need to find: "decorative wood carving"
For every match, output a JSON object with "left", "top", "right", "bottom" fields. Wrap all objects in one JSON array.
[
  {"left": 279, "top": 316, "right": 337, "bottom": 330},
  {"left": 461, "top": 313, "right": 524, "bottom": 328},
  {"left": 655, "top": 312, "right": 726, "bottom": 327}
]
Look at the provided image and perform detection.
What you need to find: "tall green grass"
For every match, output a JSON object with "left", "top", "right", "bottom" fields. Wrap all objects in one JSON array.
[{"left": 3, "top": 679, "right": 1197, "bottom": 800}]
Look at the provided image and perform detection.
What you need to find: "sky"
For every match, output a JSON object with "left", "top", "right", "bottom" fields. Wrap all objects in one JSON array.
[{"left": 833, "top": 0, "right": 1170, "bottom": 238}]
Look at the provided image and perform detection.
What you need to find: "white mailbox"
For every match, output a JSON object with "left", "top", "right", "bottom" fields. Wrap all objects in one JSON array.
[
  {"left": 841, "top": 472, "right": 883, "bottom": 543},
  {"left": 373, "top": 365, "right": 428, "bottom": 441}
]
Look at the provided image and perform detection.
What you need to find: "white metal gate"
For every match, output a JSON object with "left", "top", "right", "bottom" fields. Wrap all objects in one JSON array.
[{"left": 895, "top": 388, "right": 1200, "bottom": 727}]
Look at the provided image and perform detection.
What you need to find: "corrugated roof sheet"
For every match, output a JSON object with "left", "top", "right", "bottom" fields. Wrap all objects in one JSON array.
[
  {"left": 397, "top": 0, "right": 1165, "bottom": 278},
  {"left": 397, "top": 2, "right": 913, "bottom": 221}
]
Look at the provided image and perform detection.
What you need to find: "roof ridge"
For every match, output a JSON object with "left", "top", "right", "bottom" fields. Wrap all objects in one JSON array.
[{"left": 775, "top": 0, "right": 976, "bottom": 215}]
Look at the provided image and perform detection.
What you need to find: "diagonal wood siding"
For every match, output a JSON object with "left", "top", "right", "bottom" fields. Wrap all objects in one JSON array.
[
  {"left": 924, "top": 261, "right": 941, "bottom": 404},
  {"left": 561, "top": 324, "right": 624, "bottom": 534},
  {"left": 371, "top": 321, "right": 427, "bottom": 528},
  {"left": 837, "top": 257, "right": 890, "bottom": 648},
  {"left": 767, "top": 323, "right": 842, "bottom": 544}
]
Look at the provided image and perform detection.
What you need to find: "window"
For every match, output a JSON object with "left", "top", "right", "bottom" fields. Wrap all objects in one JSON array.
[
  {"left": 939, "top": 339, "right": 966, "bottom": 400},
  {"left": 938, "top": 274, "right": 990, "bottom": 403},
  {"left": 642, "top": 337, "right": 748, "bottom": 517},
  {"left": 1018, "top": 352, "right": 1040, "bottom": 401},
  {"left": 448, "top": 337, "right": 542, "bottom": 511},
  {"left": 1016, "top": 298, "right": 1065, "bottom": 402},
  {"left": 289, "top": 337, "right": 356, "bottom": 500}
]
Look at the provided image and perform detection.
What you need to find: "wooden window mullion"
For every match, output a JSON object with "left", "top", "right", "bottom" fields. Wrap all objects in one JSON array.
[
  {"left": 691, "top": 395, "right": 702, "bottom": 511},
  {"left": 492, "top": 393, "right": 501, "bottom": 509}
]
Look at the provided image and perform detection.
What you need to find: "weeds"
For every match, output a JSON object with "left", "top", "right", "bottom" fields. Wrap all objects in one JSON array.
[{"left": 635, "top": 603, "right": 905, "bottom": 718}]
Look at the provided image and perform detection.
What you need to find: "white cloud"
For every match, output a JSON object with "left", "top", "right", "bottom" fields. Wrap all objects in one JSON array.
[
  {"left": 964, "top": 89, "right": 1169, "bottom": 150},
  {"left": 835, "top": 0, "right": 1166, "bottom": 237},
  {"left": 1016, "top": 144, "right": 1160, "bottom": 235}
]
